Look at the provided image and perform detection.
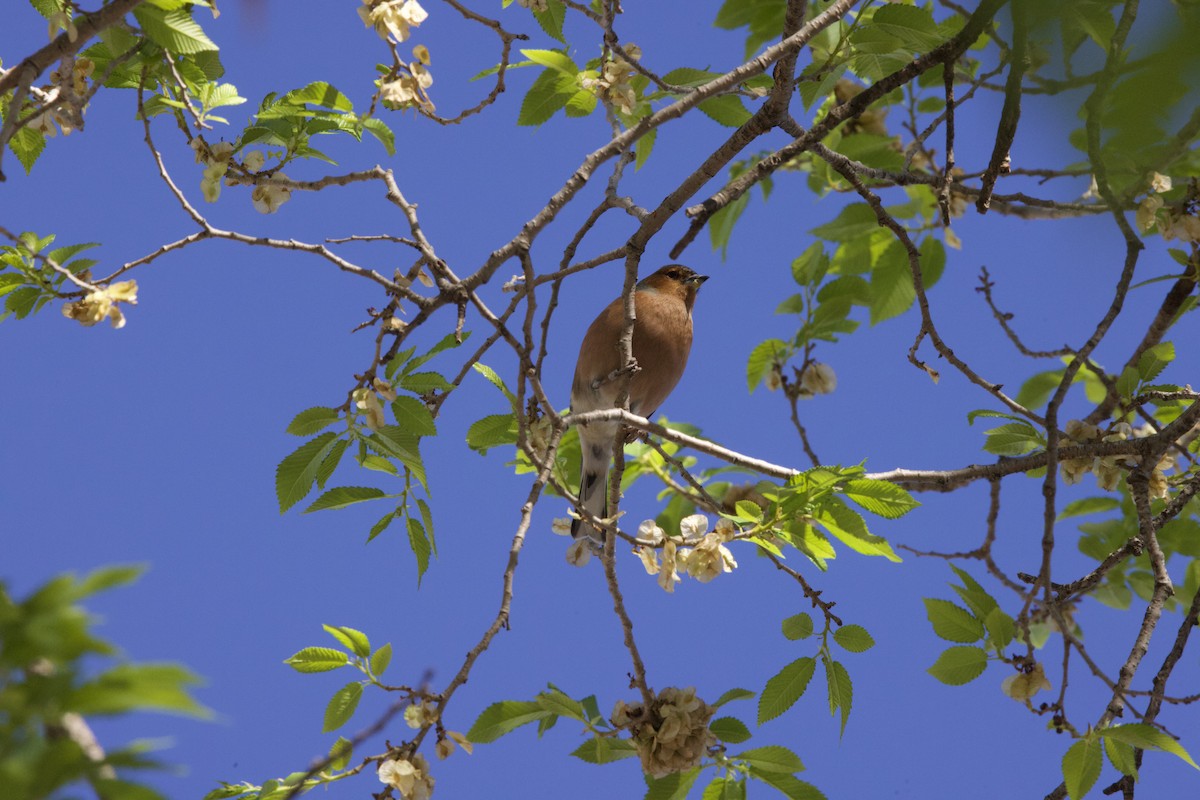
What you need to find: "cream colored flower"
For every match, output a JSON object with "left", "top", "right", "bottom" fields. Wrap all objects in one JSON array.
[
  {"left": 201, "top": 161, "right": 227, "bottom": 202},
  {"left": 242, "top": 150, "right": 265, "bottom": 171},
  {"left": 713, "top": 518, "right": 738, "bottom": 540},
  {"left": 435, "top": 738, "right": 454, "bottom": 760},
  {"left": 359, "top": 0, "right": 428, "bottom": 42},
  {"left": 584, "top": 45, "right": 643, "bottom": 115},
  {"left": 28, "top": 109, "right": 58, "bottom": 138},
  {"left": 944, "top": 227, "right": 962, "bottom": 250},
  {"left": 377, "top": 755, "right": 435, "bottom": 800},
  {"left": 381, "top": 63, "right": 434, "bottom": 112},
  {"left": 658, "top": 539, "right": 680, "bottom": 593},
  {"left": 566, "top": 537, "right": 592, "bottom": 567},
  {"left": 353, "top": 388, "right": 387, "bottom": 431},
  {"left": 373, "top": 377, "right": 399, "bottom": 402},
  {"left": 47, "top": 10, "right": 78, "bottom": 42},
  {"left": 61, "top": 281, "right": 138, "bottom": 330},
  {"left": 517, "top": 0, "right": 549, "bottom": 10},
  {"left": 1081, "top": 175, "right": 1100, "bottom": 201},
  {"left": 637, "top": 520, "right": 665, "bottom": 546},
  {"left": 636, "top": 546, "right": 660, "bottom": 576},
  {"left": 612, "top": 686, "right": 715, "bottom": 778},
  {"left": 447, "top": 731, "right": 472, "bottom": 755},
  {"left": 765, "top": 367, "right": 783, "bottom": 391},
  {"left": 799, "top": 361, "right": 837, "bottom": 396},
  {"left": 1065, "top": 419, "right": 1100, "bottom": 442},
  {"left": 681, "top": 531, "right": 738, "bottom": 583},
  {"left": 405, "top": 701, "right": 434, "bottom": 729},
  {"left": 551, "top": 517, "right": 572, "bottom": 536},
  {"left": 1136, "top": 194, "right": 1163, "bottom": 233},
  {"left": 252, "top": 175, "right": 292, "bottom": 214},
  {"left": 385, "top": 316, "right": 408, "bottom": 331},
  {"left": 678, "top": 514, "right": 708, "bottom": 543},
  {"left": 1161, "top": 211, "right": 1200, "bottom": 244},
  {"left": 1001, "top": 662, "right": 1051, "bottom": 701},
  {"left": 1150, "top": 172, "right": 1172, "bottom": 193},
  {"left": 413, "top": 44, "right": 431, "bottom": 64}
]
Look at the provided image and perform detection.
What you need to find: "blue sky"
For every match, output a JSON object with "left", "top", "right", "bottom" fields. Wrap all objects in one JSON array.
[{"left": 2, "top": 2, "right": 1198, "bottom": 798}]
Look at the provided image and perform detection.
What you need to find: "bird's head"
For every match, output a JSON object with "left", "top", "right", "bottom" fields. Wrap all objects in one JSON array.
[{"left": 638, "top": 264, "right": 709, "bottom": 310}]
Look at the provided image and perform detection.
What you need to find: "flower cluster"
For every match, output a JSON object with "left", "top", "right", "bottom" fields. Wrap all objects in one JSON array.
[
  {"left": 352, "top": 378, "right": 398, "bottom": 431},
  {"left": 636, "top": 515, "right": 738, "bottom": 592},
  {"left": 381, "top": 47, "right": 435, "bottom": 113},
  {"left": 358, "top": 0, "right": 427, "bottom": 42},
  {"left": 516, "top": 0, "right": 549, "bottom": 11},
  {"left": 1136, "top": 173, "right": 1200, "bottom": 243},
  {"left": 798, "top": 361, "right": 837, "bottom": 397},
  {"left": 612, "top": 686, "right": 716, "bottom": 778},
  {"left": 27, "top": 56, "right": 94, "bottom": 137},
  {"left": 61, "top": 280, "right": 138, "bottom": 329},
  {"left": 582, "top": 44, "right": 643, "bottom": 116},
  {"left": 1060, "top": 419, "right": 1176, "bottom": 500},
  {"left": 377, "top": 754, "right": 435, "bottom": 800},
  {"left": 1001, "top": 660, "right": 1051, "bottom": 702}
]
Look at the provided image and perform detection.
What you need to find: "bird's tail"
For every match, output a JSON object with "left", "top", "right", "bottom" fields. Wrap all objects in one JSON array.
[{"left": 571, "top": 437, "right": 611, "bottom": 544}]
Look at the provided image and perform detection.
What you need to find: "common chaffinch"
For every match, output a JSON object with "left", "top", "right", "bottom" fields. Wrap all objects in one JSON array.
[{"left": 569, "top": 264, "right": 709, "bottom": 542}]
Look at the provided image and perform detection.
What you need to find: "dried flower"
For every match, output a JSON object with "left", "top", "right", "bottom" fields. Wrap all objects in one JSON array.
[
  {"left": 612, "top": 687, "right": 715, "bottom": 778},
  {"left": 1001, "top": 661, "right": 1051, "bottom": 702},
  {"left": 377, "top": 754, "right": 435, "bottom": 800}
]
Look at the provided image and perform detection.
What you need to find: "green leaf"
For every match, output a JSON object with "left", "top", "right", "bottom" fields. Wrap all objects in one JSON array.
[
  {"left": 69, "top": 663, "right": 207, "bottom": 717},
  {"left": 284, "top": 646, "right": 348, "bottom": 673},
  {"left": 323, "top": 625, "right": 371, "bottom": 658},
  {"left": 304, "top": 486, "right": 387, "bottom": 513},
  {"left": 390, "top": 395, "right": 437, "bottom": 436},
  {"left": 367, "top": 510, "right": 395, "bottom": 543},
  {"left": 536, "top": 686, "right": 586, "bottom": 721},
  {"left": 647, "top": 768, "right": 703, "bottom": 800},
  {"left": 467, "top": 700, "right": 550, "bottom": 743},
  {"left": 1104, "top": 737, "right": 1138, "bottom": 779},
  {"left": 9, "top": 125, "right": 46, "bottom": 174},
  {"left": 868, "top": 240, "right": 915, "bottom": 324},
  {"left": 519, "top": 49, "right": 576, "bottom": 75},
  {"left": 286, "top": 406, "right": 341, "bottom": 436},
  {"left": 710, "top": 716, "right": 753, "bottom": 744},
  {"left": 1100, "top": 723, "right": 1200, "bottom": 769},
  {"left": 322, "top": 682, "right": 363, "bottom": 732},
  {"left": 362, "top": 117, "right": 396, "bottom": 155},
  {"left": 982, "top": 422, "right": 1045, "bottom": 456},
  {"left": 811, "top": 204, "right": 879, "bottom": 242},
  {"left": 1136, "top": 342, "right": 1174, "bottom": 383},
  {"left": 570, "top": 736, "right": 638, "bottom": 764},
  {"left": 949, "top": 565, "right": 1000, "bottom": 620},
  {"left": 472, "top": 362, "right": 517, "bottom": 405},
  {"left": 133, "top": 6, "right": 218, "bottom": 54},
  {"left": 749, "top": 771, "right": 826, "bottom": 800},
  {"left": 698, "top": 95, "right": 752, "bottom": 127},
  {"left": 713, "top": 687, "right": 755, "bottom": 708},
  {"left": 841, "top": 479, "right": 919, "bottom": 519},
  {"left": 370, "top": 642, "right": 393, "bottom": 677},
  {"left": 518, "top": 67, "right": 575, "bottom": 126},
  {"left": 735, "top": 745, "right": 804, "bottom": 774},
  {"left": 1058, "top": 496, "right": 1120, "bottom": 520},
  {"left": 747, "top": 338, "right": 786, "bottom": 392},
  {"left": 927, "top": 646, "right": 988, "bottom": 685},
  {"left": 832, "top": 624, "right": 874, "bottom": 653},
  {"left": 467, "top": 413, "right": 518, "bottom": 454},
  {"left": 1062, "top": 737, "right": 1103, "bottom": 800},
  {"left": 408, "top": 517, "right": 432, "bottom": 585},
  {"left": 398, "top": 371, "right": 453, "bottom": 394},
  {"left": 758, "top": 657, "right": 816, "bottom": 725},
  {"left": 824, "top": 658, "right": 852, "bottom": 736},
  {"left": 328, "top": 737, "right": 353, "bottom": 771},
  {"left": 984, "top": 608, "right": 1015, "bottom": 650},
  {"left": 815, "top": 500, "right": 901, "bottom": 562},
  {"left": 532, "top": 0, "right": 567, "bottom": 43},
  {"left": 781, "top": 612, "right": 814, "bottom": 641},
  {"left": 276, "top": 433, "right": 339, "bottom": 513},
  {"left": 709, "top": 191, "right": 750, "bottom": 259},
  {"left": 924, "top": 598, "right": 984, "bottom": 643}
]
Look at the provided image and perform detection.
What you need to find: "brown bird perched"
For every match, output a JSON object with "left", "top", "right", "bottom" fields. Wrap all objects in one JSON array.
[{"left": 570, "top": 264, "right": 708, "bottom": 543}]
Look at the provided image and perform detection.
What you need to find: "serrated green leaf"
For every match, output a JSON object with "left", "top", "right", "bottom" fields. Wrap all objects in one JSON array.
[
  {"left": 735, "top": 745, "right": 804, "bottom": 774},
  {"left": 982, "top": 422, "right": 1045, "bottom": 456},
  {"left": 532, "top": 0, "right": 567, "bottom": 43},
  {"left": 1136, "top": 342, "right": 1173, "bottom": 383},
  {"left": 323, "top": 625, "right": 371, "bottom": 658},
  {"left": 824, "top": 658, "right": 852, "bottom": 736},
  {"left": 570, "top": 736, "right": 638, "bottom": 764},
  {"left": 391, "top": 395, "right": 437, "bottom": 436},
  {"left": 984, "top": 608, "right": 1015, "bottom": 650},
  {"left": 868, "top": 240, "right": 915, "bottom": 324},
  {"left": 710, "top": 716, "right": 752, "bottom": 744},
  {"left": 1100, "top": 723, "right": 1200, "bottom": 769},
  {"left": 408, "top": 517, "right": 432, "bottom": 585},
  {"left": 782, "top": 612, "right": 814, "bottom": 641},
  {"left": 536, "top": 686, "right": 586, "bottom": 721},
  {"left": 1062, "top": 737, "right": 1103, "bottom": 800},
  {"left": 924, "top": 598, "right": 984, "bottom": 643},
  {"left": 276, "top": 433, "right": 339, "bottom": 513},
  {"left": 927, "top": 646, "right": 988, "bottom": 685},
  {"left": 520, "top": 49, "right": 576, "bottom": 75},
  {"left": 362, "top": 117, "right": 396, "bottom": 155},
  {"left": 841, "top": 479, "right": 919, "bottom": 519},
  {"left": 133, "top": 6, "right": 218, "bottom": 54},
  {"left": 69, "top": 663, "right": 207, "bottom": 717},
  {"left": 647, "top": 767, "right": 703, "bottom": 800},
  {"left": 285, "top": 406, "right": 341, "bottom": 436},
  {"left": 467, "top": 700, "right": 549, "bottom": 743},
  {"left": 747, "top": 338, "right": 786, "bottom": 392},
  {"left": 832, "top": 624, "right": 874, "bottom": 652},
  {"left": 811, "top": 203, "right": 879, "bottom": 242},
  {"left": 370, "top": 642, "right": 393, "bottom": 677},
  {"left": 758, "top": 657, "right": 815, "bottom": 725},
  {"left": 815, "top": 500, "right": 901, "bottom": 562},
  {"left": 304, "top": 486, "right": 387, "bottom": 513},
  {"left": 749, "top": 770, "right": 826, "bottom": 800},
  {"left": 367, "top": 510, "right": 395, "bottom": 543},
  {"left": 1104, "top": 737, "right": 1138, "bottom": 779},
  {"left": 398, "top": 371, "right": 453, "bottom": 394},
  {"left": 328, "top": 737, "right": 353, "bottom": 771},
  {"left": 518, "top": 67, "right": 575, "bottom": 126},
  {"left": 467, "top": 413, "right": 518, "bottom": 454},
  {"left": 322, "top": 682, "right": 363, "bottom": 732},
  {"left": 698, "top": 95, "right": 752, "bottom": 127},
  {"left": 283, "top": 646, "right": 348, "bottom": 673},
  {"left": 713, "top": 687, "right": 755, "bottom": 708},
  {"left": 1058, "top": 496, "right": 1120, "bottom": 520}
]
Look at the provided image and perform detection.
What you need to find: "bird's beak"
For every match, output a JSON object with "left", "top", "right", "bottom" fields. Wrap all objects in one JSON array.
[{"left": 689, "top": 275, "right": 710, "bottom": 286}]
